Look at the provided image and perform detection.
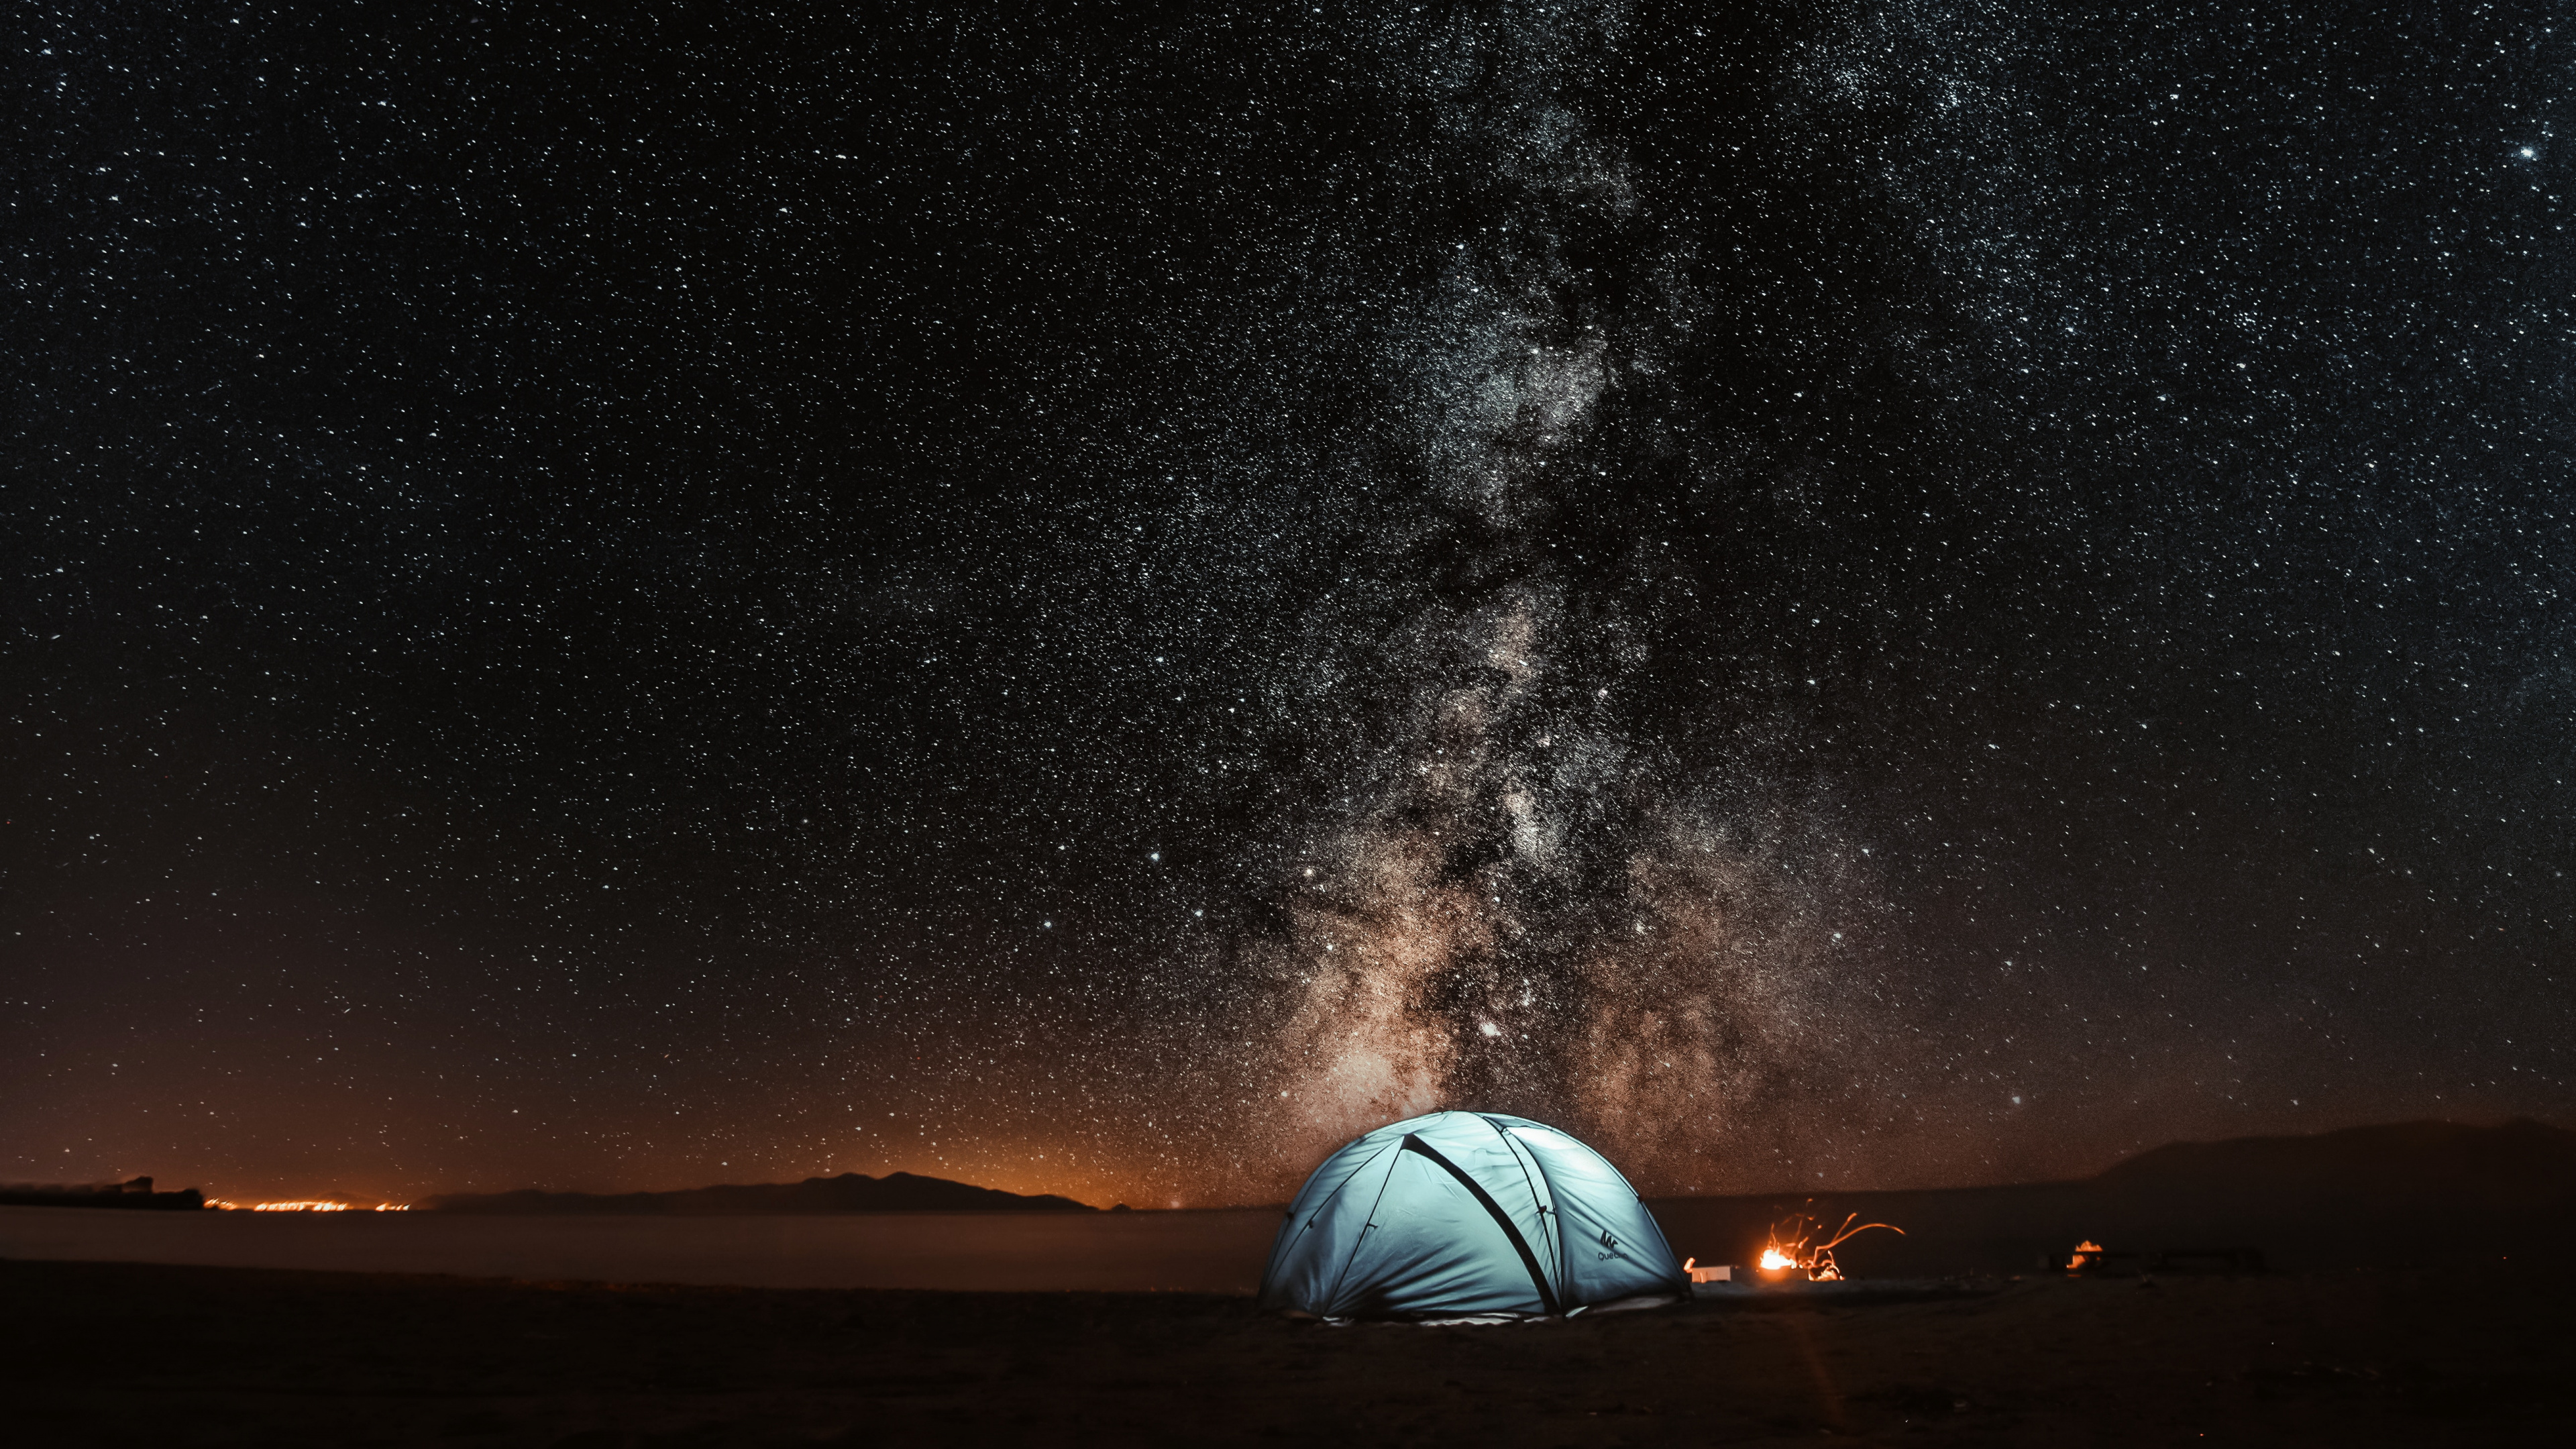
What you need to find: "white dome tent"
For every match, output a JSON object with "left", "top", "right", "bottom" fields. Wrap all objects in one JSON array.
[{"left": 1258, "top": 1110, "right": 1689, "bottom": 1320}]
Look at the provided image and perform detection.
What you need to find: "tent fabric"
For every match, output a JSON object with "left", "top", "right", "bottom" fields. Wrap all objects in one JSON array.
[{"left": 1257, "top": 1110, "right": 1688, "bottom": 1320}]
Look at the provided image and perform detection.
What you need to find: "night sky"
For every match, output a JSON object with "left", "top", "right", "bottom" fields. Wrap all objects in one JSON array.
[{"left": 10, "top": 1, "right": 2574, "bottom": 1209}]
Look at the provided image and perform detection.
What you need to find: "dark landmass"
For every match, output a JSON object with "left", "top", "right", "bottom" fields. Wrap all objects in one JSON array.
[
  {"left": 1652, "top": 1118, "right": 2576, "bottom": 1277},
  {"left": 9, "top": 1256, "right": 2572, "bottom": 1446},
  {"left": 404, "top": 1116, "right": 2570, "bottom": 1265},
  {"left": 2094, "top": 1116, "right": 2576, "bottom": 1203},
  {"left": 419, "top": 1170, "right": 1095, "bottom": 1216},
  {"left": 0, "top": 1177, "right": 204, "bottom": 1212},
  {"left": 9, "top": 1118, "right": 2576, "bottom": 1441}
]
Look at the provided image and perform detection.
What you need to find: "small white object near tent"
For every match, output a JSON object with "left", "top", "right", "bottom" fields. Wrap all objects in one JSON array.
[{"left": 1257, "top": 1110, "right": 1688, "bottom": 1320}]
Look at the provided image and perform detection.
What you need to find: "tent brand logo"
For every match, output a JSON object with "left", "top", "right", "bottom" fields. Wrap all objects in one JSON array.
[
  {"left": 1599, "top": 1230, "right": 1619, "bottom": 1250},
  {"left": 1597, "top": 1228, "right": 1627, "bottom": 1260}
]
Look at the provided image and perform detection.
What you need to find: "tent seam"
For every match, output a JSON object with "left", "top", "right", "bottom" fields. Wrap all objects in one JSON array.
[
  {"left": 1400, "top": 1133, "right": 1562, "bottom": 1317},
  {"left": 1318, "top": 1140, "right": 1404, "bottom": 1316},
  {"left": 1481, "top": 1114, "right": 1559, "bottom": 1291},
  {"left": 1295, "top": 1138, "right": 1397, "bottom": 1231},
  {"left": 1509, "top": 1124, "right": 1574, "bottom": 1305},
  {"left": 1261, "top": 1139, "right": 1394, "bottom": 1307}
]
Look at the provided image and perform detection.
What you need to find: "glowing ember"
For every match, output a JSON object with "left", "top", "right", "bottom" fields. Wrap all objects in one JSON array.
[
  {"left": 207, "top": 1199, "right": 409, "bottom": 1212},
  {"left": 1760, "top": 1210, "right": 1905, "bottom": 1281}
]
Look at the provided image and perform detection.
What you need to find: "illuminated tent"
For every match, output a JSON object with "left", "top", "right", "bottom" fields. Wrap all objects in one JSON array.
[{"left": 1257, "top": 1110, "right": 1688, "bottom": 1320}]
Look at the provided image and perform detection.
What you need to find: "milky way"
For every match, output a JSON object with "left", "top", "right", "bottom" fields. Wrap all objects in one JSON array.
[
  {"left": 9, "top": 3, "right": 2574, "bottom": 1205},
  {"left": 1244, "top": 3, "right": 1858, "bottom": 1183}
]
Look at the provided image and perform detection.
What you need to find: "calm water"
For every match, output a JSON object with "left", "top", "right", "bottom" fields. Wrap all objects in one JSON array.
[{"left": 0, "top": 1205, "right": 1284, "bottom": 1292}]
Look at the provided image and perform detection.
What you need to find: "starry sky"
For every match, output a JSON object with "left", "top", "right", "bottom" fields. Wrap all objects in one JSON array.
[{"left": 9, "top": 1, "right": 2575, "bottom": 1208}]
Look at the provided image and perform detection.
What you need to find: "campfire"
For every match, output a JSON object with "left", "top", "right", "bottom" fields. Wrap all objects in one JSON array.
[
  {"left": 1757, "top": 1210, "right": 1905, "bottom": 1281},
  {"left": 205, "top": 1199, "right": 409, "bottom": 1212}
]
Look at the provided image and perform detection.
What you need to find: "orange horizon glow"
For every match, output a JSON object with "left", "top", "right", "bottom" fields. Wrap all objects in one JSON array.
[{"left": 204, "top": 1199, "right": 411, "bottom": 1212}]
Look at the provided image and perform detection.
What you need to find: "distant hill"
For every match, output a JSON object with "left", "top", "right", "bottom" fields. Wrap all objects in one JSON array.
[
  {"left": 419, "top": 1171, "right": 1095, "bottom": 1216},
  {"left": 0, "top": 1176, "right": 203, "bottom": 1212},
  {"left": 2092, "top": 1117, "right": 2576, "bottom": 1209},
  {"left": 1650, "top": 1118, "right": 2576, "bottom": 1275}
]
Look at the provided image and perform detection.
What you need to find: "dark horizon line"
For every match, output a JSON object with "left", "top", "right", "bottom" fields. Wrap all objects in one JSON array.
[{"left": 425, "top": 1114, "right": 2576, "bottom": 1212}]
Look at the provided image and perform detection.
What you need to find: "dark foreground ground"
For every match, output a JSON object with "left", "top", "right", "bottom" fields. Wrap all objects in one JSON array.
[{"left": 7, "top": 1257, "right": 2569, "bottom": 1447}]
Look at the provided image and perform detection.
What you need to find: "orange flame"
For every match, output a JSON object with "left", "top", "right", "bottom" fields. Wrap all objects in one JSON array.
[
  {"left": 208, "top": 1199, "right": 409, "bottom": 1212},
  {"left": 1761, "top": 1209, "right": 1905, "bottom": 1281},
  {"left": 2065, "top": 1238, "right": 2104, "bottom": 1271}
]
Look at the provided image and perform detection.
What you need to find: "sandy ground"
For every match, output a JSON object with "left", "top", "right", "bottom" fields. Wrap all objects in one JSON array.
[{"left": 8, "top": 1256, "right": 2569, "bottom": 1447}]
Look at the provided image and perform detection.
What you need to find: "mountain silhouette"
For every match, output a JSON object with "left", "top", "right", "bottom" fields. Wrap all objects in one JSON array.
[
  {"left": 1650, "top": 1117, "right": 2576, "bottom": 1275},
  {"left": 2091, "top": 1117, "right": 2576, "bottom": 1210},
  {"left": 419, "top": 1171, "right": 1095, "bottom": 1215}
]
